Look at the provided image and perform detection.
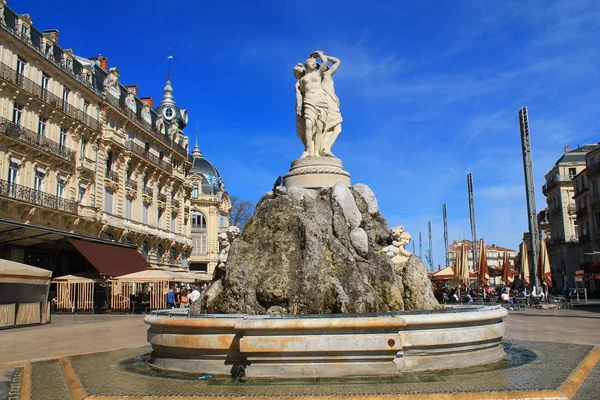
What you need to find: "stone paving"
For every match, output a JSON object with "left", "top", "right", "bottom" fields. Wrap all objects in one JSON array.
[{"left": 1, "top": 310, "right": 599, "bottom": 399}]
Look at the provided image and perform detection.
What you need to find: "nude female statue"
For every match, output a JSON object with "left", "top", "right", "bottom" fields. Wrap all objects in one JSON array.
[{"left": 294, "top": 50, "right": 343, "bottom": 158}]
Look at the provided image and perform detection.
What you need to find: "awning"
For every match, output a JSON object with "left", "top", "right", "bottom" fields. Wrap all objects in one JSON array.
[
  {"left": 0, "top": 258, "right": 52, "bottom": 285},
  {"left": 114, "top": 269, "right": 195, "bottom": 283},
  {"left": 67, "top": 239, "right": 150, "bottom": 278}
]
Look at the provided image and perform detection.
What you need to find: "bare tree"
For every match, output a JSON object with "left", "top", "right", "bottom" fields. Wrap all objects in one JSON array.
[{"left": 229, "top": 196, "right": 254, "bottom": 230}]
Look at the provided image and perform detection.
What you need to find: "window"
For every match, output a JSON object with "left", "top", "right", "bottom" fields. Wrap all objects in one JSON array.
[
  {"left": 125, "top": 162, "right": 132, "bottom": 180},
  {"left": 569, "top": 168, "right": 577, "bottom": 179},
  {"left": 191, "top": 211, "right": 206, "bottom": 230},
  {"left": 33, "top": 170, "right": 44, "bottom": 203},
  {"left": 157, "top": 209, "right": 164, "bottom": 229},
  {"left": 141, "top": 241, "right": 149, "bottom": 258},
  {"left": 192, "top": 236, "right": 208, "bottom": 255},
  {"left": 7, "top": 160, "right": 19, "bottom": 197},
  {"left": 165, "top": 108, "right": 173, "bottom": 118},
  {"left": 143, "top": 203, "right": 149, "bottom": 224},
  {"left": 143, "top": 172, "right": 149, "bottom": 187},
  {"left": 80, "top": 138, "right": 87, "bottom": 158},
  {"left": 56, "top": 177, "right": 65, "bottom": 198},
  {"left": 16, "top": 57, "right": 25, "bottom": 84},
  {"left": 104, "top": 188, "right": 113, "bottom": 213},
  {"left": 21, "top": 25, "right": 28, "bottom": 39},
  {"left": 12, "top": 103, "right": 23, "bottom": 125},
  {"left": 105, "top": 150, "right": 113, "bottom": 177},
  {"left": 83, "top": 101, "right": 89, "bottom": 123},
  {"left": 37, "top": 116, "right": 47, "bottom": 136},
  {"left": 78, "top": 186, "right": 86, "bottom": 204},
  {"left": 59, "top": 127, "right": 67, "bottom": 149},
  {"left": 190, "top": 263, "right": 208, "bottom": 272},
  {"left": 62, "top": 87, "right": 69, "bottom": 111},
  {"left": 41, "top": 73, "right": 49, "bottom": 99},
  {"left": 156, "top": 245, "right": 163, "bottom": 260},
  {"left": 124, "top": 237, "right": 133, "bottom": 246},
  {"left": 171, "top": 213, "right": 176, "bottom": 232},
  {"left": 169, "top": 247, "right": 177, "bottom": 262},
  {"left": 125, "top": 197, "right": 132, "bottom": 219},
  {"left": 192, "top": 183, "right": 199, "bottom": 198}
]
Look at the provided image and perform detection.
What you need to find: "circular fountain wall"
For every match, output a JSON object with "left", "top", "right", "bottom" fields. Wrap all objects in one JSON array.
[{"left": 145, "top": 306, "right": 507, "bottom": 378}]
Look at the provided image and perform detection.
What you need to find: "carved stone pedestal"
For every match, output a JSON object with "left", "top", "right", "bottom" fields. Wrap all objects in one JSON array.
[{"left": 283, "top": 157, "right": 351, "bottom": 189}]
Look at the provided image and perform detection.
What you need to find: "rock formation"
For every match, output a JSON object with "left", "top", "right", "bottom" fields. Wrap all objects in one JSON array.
[{"left": 203, "top": 183, "right": 440, "bottom": 315}]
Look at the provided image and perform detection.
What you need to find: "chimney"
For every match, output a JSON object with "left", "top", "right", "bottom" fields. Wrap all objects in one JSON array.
[
  {"left": 89, "top": 54, "right": 108, "bottom": 71},
  {"left": 564, "top": 146, "right": 571, "bottom": 153},
  {"left": 140, "top": 97, "right": 154, "bottom": 108},
  {"left": 42, "top": 29, "right": 59, "bottom": 44},
  {"left": 125, "top": 85, "right": 139, "bottom": 96}
]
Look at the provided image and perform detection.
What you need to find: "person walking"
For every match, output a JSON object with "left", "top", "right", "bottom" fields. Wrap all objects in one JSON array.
[{"left": 166, "top": 289, "right": 176, "bottom": 309}]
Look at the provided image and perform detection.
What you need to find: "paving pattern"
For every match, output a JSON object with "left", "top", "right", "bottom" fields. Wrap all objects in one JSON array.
[{"left": 9, "top": 340, "right": 600, "bottom": 399}]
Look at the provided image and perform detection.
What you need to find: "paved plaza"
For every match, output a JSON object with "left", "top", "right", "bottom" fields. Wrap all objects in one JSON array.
[{"left": 1, "top": 308, "right": 599, "bottom": 399}]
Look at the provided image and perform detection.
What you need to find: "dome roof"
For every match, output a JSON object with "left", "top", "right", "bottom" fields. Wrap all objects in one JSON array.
[
  {"left": 154, "top": 78, "right": 188, "bottom": 130},
  {"left": 189, "top": 144, "right": 223, "bottom": 190}
]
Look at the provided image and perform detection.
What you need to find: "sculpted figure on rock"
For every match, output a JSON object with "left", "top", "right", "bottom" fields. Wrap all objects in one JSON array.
[
  {"left": 294, "top": 50, "right": 342, "bottom": 158},
  {"left": 381, "top": 226, "right": 412, "bottom": 272}
]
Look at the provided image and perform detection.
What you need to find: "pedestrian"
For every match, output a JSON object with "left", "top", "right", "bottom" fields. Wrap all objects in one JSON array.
[
  {"left": 179, "top": 289, "right": 189, "bottom": 308},
  {"left": 501, "top": 289, "right": 514, "bottom": 310},
  {"left": 166, "top": 289, "right": 176, "bottom": 309}
]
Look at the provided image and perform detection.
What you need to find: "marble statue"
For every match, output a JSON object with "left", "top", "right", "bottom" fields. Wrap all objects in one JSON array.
[
  {"left": 215, "top": 226, "right": 241, "bottom": 273},
  {"left": 381, "top": 226, "right": 412, "bottom": 272},
  {"left": 155, "top": 114, "right": 165, "bottom": 135},
  {"left": 294, "top": 50, "right": 342, "bottom": 158}
]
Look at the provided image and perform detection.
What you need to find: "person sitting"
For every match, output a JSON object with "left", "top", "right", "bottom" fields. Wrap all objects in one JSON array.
[
  {"left": 451, "top": 291, "right": 459, "bottom": 303},
  {"left": 465, "top": 293, "right": 473, "bottom": 304},
  {"left": 501, "top": 289, "right": 515, "bottom": 310}
]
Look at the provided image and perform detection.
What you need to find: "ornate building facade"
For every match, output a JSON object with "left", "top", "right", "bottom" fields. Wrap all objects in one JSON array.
[{"left": 0, "top": 1, "right": 229, "bottom": 277}]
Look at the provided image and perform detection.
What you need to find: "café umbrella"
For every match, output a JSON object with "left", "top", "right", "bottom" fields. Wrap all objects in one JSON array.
[
  {"left": 537, "top": 238, "right": 552, "bottom": 287},
  {"left": 520, "top": 241, "right": 531, "bottom": 286},
  {"left": 501, "top": 252, "right": 515, "bottom": 285},
  {"left": 477, "top": 239, "right": 489, "bottom": 285}
]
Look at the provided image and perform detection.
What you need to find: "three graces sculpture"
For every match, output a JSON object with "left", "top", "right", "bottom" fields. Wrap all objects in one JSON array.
[{"left": 294, "top": 50, "right": 342, "bottom": 158}]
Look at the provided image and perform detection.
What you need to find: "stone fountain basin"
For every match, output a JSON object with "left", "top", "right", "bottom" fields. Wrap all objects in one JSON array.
[{"left": 144, "top": 306, "right": 508, "bottom": 378}]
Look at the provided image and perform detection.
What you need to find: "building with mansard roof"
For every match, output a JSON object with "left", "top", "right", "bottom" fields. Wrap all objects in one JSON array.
[{"left": 0, "top": 0, "right": 229, "bottom": 280}]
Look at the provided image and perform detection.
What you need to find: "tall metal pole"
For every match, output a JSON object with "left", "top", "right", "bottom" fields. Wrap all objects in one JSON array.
[
  {"left": 467, "top": 173, "right": 478, "bottom": 272},
  {"left": 428, "top": 221, "right": 434, "bottom": 270},
  {"left": 443, "top": 204, "right": 449, "bottom": 269},
  {"left": 419, "top": 232, "right": 423, "bottom": 261},
  {"left": 412, "top": 239, "right": 415, "bottom": 255},
  {"left": 519, "top": 106, "right": 539, "bottom": 289}
]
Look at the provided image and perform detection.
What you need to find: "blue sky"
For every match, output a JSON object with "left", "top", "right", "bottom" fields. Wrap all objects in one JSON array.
[{"left": 17, "top": 0, "right": 599, "bottom": 268}]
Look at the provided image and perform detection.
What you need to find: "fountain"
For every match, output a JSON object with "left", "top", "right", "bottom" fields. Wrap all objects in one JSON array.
[{"left": 144, "top": 50, "right": 508, "bottom": 378}]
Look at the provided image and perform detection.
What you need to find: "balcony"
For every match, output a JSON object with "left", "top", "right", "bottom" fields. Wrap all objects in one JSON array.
[
  {"left": 0, "top": 61, "right": 100, "bottom": 132},
  {"left": 100, "top": 212, "right": 192, "bottom": 246},
  {"left": 0, "top": 117, "right": 75, "bottom": 163},
  {"left": 78, "top": 205, "right": 98, "bottom": 219},
  {"left": 125, "top": 179, "right": 137, "bottom": 190},
  {"left": 106, "top": 170, "right": 119, "bottom": 183},
  {"left": 0, "top": 179, "right": 77, "bottom": 214},
  {"left": 545, "top": 174, "right": 572, "bottom": 192},
  {"left": 77, "top": 156, "right": 95, "bottom": 173},
  {"left": 124, "top": 140, "right": 173, "bottom": 174},
  {"left": 108, "top": 95, "right": 186, "bottom": 158},
  {"left": 142, "top": 186, "right": 153, "bottom": 197}
]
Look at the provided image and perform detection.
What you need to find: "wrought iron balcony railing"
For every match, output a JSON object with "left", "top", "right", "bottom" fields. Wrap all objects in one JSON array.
[
  {"left": 124, "top": 140, "right": 173, "bottom": 174},
  {"left": 142, "top": 186, "right": 153, "bottom": 197},
  {"left": 0, "top": 179, "right": 77, "bottom": 214},
  {"left": 125, "top": 179, "right": 137, "bottom": 190},
  {"left": 107, "top": 93, "right": 187, "bottom": 158},
  {"left": 0, "top": 61, "right": 101, "bottom": 132},
  {"left": 0, "top": 117, "right": 75, "bottom": 162},
  {"left": 106, "top": 170, "right": 119, "bottom": 183}
]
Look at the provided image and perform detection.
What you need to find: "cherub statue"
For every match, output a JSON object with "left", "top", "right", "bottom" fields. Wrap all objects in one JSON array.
[{"left": 381, "top": 226, "right": 412, "bottom": 272}]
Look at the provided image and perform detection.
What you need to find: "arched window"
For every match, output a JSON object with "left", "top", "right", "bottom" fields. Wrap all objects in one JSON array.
[
  {"left": 191, "top": 211, "right": 206, "bottom": 230},
  {"left": 124, "top": 237, "right": 133, "bottom": 245},
  {"left": 192, "top": 183, "right": 199, "bottom": 198},
  {"left": 169, "top": 247, "right": 177, "bottom": 262},
  {"left": 157, "top": 244, "right": 163, "bottom": 260}
]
